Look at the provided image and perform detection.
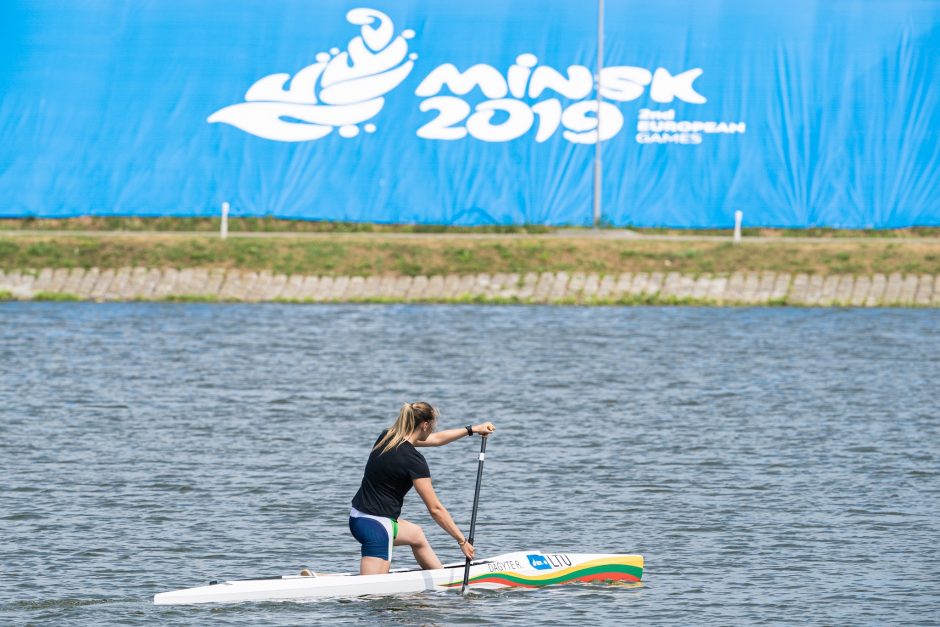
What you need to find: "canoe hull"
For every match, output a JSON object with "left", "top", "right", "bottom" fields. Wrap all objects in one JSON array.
[{"left": 153, "top": 552, "right": 643, "bottom": 605}]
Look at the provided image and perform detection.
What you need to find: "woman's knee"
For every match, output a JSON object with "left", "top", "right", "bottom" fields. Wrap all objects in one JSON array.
[{"left": 396, "top": 519, "right": 429, "bottom": 547}]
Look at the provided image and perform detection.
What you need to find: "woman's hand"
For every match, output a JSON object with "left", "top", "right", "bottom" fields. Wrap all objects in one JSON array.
[
  {"left": 460, "top": 540, "right": 475, "bottom": 560},
  {"left": 473, "top": 422, "right": 496, "bottom": 436}
]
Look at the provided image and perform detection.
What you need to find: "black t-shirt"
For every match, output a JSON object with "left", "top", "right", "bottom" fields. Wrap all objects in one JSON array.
[{"left": 351, "top": 430, "right": 432, "bottom": 519}]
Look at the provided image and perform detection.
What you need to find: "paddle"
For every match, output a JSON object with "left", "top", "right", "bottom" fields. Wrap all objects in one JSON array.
[{"left": 461, "top": 434, "right": 488, "bottom": 594}]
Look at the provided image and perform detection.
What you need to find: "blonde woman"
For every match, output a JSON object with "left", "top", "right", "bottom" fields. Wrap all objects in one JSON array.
[{"left": 350, "top": 402, "right": 496, "bottom": 575}]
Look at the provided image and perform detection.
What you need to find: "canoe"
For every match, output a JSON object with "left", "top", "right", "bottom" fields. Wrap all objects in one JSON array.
[{"left": 153, "top": 551, "right": 643, "bottom": 604}]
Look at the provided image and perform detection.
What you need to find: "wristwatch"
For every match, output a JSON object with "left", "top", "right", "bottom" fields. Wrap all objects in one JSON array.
[{"left": 465, "top": 425, "right": 473, "bottom": 437}]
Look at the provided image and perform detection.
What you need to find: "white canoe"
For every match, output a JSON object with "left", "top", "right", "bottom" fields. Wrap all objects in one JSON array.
[{"left": 153, "top": 551, "right": 643, "bottom": 604}]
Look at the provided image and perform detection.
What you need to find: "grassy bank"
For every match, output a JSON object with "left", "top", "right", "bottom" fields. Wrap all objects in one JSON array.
[
  {"left": 2, "top": 234, "right": 939, "bottom": 276},
  {"left": 2, "top": 217, "right": 939, "bottom": 238}
]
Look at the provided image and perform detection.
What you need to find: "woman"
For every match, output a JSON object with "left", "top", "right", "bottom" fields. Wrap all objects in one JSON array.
[{"left": 349, "top": 402, "right": 495, "bottom": 575}]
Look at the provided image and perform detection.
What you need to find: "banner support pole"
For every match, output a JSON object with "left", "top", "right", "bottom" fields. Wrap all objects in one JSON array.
[{"left": 593, "top": 0, "right": 604, "bottom": 229}]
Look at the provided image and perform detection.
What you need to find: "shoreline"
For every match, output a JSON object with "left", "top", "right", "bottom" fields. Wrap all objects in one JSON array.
[{"left": 2, "top": 268, "right": 938, "bottom": 307}]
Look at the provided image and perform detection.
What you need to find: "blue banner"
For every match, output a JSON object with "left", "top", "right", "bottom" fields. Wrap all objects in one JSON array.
[{"left": 1, "top": 1, "right": 938, "bottom": 227}]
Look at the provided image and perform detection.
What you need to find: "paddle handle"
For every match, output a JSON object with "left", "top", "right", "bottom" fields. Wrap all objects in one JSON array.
[{"left": 461, "top": 435, "right": 488, "bottom": 593}]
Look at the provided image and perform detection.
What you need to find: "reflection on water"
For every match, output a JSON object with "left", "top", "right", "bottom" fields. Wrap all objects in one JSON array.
[{"left": 1, "top": 303, "right": 938, "bottom": 625}]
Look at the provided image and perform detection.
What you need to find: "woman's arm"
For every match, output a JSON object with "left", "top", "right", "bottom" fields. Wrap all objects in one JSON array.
[
  {"left": 413, "top": 477, "right": 474, "bottom": 559},
  {"left": 416, "top": 422, "right": 496, "bottom": 447}
]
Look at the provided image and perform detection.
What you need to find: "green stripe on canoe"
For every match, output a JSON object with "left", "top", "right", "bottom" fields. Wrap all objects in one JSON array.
[{"left": 467, "top": 563, "right": 643, "bottom": 587}]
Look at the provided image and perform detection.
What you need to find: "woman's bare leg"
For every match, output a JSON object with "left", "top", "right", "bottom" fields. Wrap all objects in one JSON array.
[
  {"left": 359, "top": 556, "right": 390, "bottom": 575},
  {"left": 394, "top": 518, "right": 443, "bottom": 570}
]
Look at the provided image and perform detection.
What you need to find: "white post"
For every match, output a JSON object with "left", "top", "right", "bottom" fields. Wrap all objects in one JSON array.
[
  {"left": 733, "top": 210, "right": 743, "bottom": 243},
  {"left": 592, "top": 0, "right": 604, "bottom": 229},
  {"left": 221, "top": 201, "right": 229, "bottom": 240}
]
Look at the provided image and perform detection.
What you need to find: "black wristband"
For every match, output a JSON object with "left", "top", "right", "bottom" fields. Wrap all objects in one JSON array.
[{"left": 465, "top": 425, "right": 473, "bottom": 437}]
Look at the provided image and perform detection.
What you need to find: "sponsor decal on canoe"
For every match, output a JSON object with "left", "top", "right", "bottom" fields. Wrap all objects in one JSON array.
[
  {"left": 444, "top": 557, "right": 643, "bottom": 589},
  {"left": 527, "top": 554, "right": 552, "bottom": 570}
]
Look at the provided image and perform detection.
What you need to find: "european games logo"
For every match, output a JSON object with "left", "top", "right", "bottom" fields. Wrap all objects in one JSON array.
[
  {"left": 208, "top": 8, "right": 416, "bottom": 142},
  {"left": 209, "top": 6, "right": 745, "bottom": 146}
]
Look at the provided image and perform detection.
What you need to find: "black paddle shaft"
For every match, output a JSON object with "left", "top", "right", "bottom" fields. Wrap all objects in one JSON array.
[{"left": 461, "top": 435, "right": 488, "bottom": 593}]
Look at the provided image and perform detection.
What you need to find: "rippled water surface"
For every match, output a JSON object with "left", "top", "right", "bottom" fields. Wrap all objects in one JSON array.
[{"left": 1, "top": 303, "right": 939, "bottom": 625}]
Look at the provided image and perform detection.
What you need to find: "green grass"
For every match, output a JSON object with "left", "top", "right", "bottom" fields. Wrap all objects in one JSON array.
[
  {"left": 3, "top": 216, "right": 940, "bottom": 238},
  {"left": 161, "top": 294, "right": 224, "bottom": 303},
  {"left": 0, "top": 216, "right": 551, "bottom": 234},
  {"left": 1, "top": 233, "right": 939, "bottom": 277},
  {"left": 32, "top": 291, "right": 81, "bottom": 301}
]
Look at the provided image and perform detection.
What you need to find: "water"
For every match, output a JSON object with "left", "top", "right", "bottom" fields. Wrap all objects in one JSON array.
[{"left": 1, "top": 303, "right": 938, "bottom": 625}]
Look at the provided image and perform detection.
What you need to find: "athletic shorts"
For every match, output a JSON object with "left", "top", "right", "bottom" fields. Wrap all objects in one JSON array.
[{"left": 349, "top": 507, "right": 399, "bottom": 561}]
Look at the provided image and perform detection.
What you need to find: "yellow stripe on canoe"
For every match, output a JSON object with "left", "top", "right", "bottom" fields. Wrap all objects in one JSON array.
[{"left": 497, "top": 556, "right": 644, "bottom": 583}]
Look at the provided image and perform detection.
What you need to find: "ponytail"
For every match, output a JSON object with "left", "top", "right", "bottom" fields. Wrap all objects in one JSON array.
[{"left": 375, "top": 402, "right": 437, "bottom": 453}]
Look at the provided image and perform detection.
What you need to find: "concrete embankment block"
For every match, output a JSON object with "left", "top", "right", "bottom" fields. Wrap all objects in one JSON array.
[
  {"left": 756, "top": 272, "right": 776, "bottom": 302},
  {"left": 883, "top": 273, "right": 903, "bottom": 305},
  {"left": 76, "top": 267, "right": 100, "bottom": 298},
  {"left": 614, "top": 273, "right": 633, "bottom": 299},
  {"left": 279, "top": 274, "right": 303, "bottom": 301},
  {"left": 725, "top": 272, "right": 745, "bottom": 303},
  {"left": 441, "top": 274, "right": 460, "bottom": 299},
  {"left": 647, "top": 272, "right": 664, "bottom": 296},
  {"left": 499, "top": 273, "right": 521, "bottom": 299},
  {"left": 817, "top": 275, "right": 838, "bottom": 306},
  {"left": 740, "top": 272, "right": 760, "bottom": 304},
  {"left": 487, "top": 272, "right": 505, "bottom": 298},
  {"left": 789, "top": 274, "right": 809, "bottom": 304},
  {"left": 104, "top": 267, "right": 131, "bottom": 300},
  {"left": 48, "top": 268, "right": 69, "bottom": 293},
  {"left": 548, "top": 272, "right": 569, "bottom": 302},
  {"left": 677, "top": 273, "right": 697, "bottom": 300},
  {"left": 691, "top": 274, "right": 711, "bottom": 301},
  {"left": 806, "top": 275, "right": 825, "bottom": 305},
  {"left": 519, "top": 272, "right": 539, "bottom": 300},
  {"left": 152, "top": 268, "right": 180, "bottom": 300},
  {"left": 853, "top": 276, "right": 872, "bottom": 306},
  {"left": 33, "top": 268, "right": 53, "bottom": 293},
  {"left": 61, "top": 268, "right": 85, "bottom": 295},
  {"left": 248, "top": 270, "right": 272, "bottom": 301},
  {"left": 240, "top": 270, "right": 262, "bottom": 301},
  {"left": 266, "top": 273, "right": 289, "bottom": 301},
  {"left": 407, "top": 275, "right": 428, "bottom": 300},
  {"left": 423, "top": 275, "right": 443, "bottom": 300},
  {"left": 707, "top": 275, "right": 728, "bottom": 302},
  {"left": 205, "top": 269, "right": 226, "bottom": 296},
  {"left": 394, "top": 276, "right": 413, "bottom": 300},
  {"left": 314, "top": 276, "right": 334, "bottom": 302},
  {"left": 661, "top": 272, "right": 680, "bottom": 298},
  {"left": 101, "top": 268, "right": 134, "bottom": 300},
  {"left": 188, "top": 268, "right": 210, "bottom": 296},
  {"left": 297, "top": 276, "right": 320, "bottom": 301},
  {"left": 914, "top": 275, "right": 933, "bottom": 305},
  {"left": 834, "top": 275, "right": 854, "bottom": 305},
  {"left": 89, "top": 268, "right": 115, "bottom": 300},
  {"left": 218, "top": 269, "right": 243, "bottom": 300},
  {"left": 849, "top": 276, "right": 869, "bottom": 306},
  {"left": 899, "top": 274, "right": 918, "bottom": 306},
  {"left": 5, "top": 268, "right": 939, "bottom": 307},
  {"left": 331, "top": 276, "right": 351, "bottom": 301},
  {"left": 772, "top": 273, "right": 790, "bottom": 302},
  {"left": 596, "top": 274, "right": 615, "bottom": 300},
  {"left": 866, "top": 274, "right": 887, "bottom": 306},
  {"left": 364, "top": 275, "right": 384, "bottom": 300},
  {"left": 3, "top": 270, "right": 33, "bottom": 298},
  {"left": 567, "top": 272, "right": 585, "bottom": 300}
]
